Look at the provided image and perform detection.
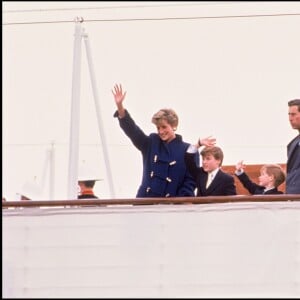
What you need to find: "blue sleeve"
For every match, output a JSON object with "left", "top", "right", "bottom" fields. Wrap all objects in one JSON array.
[{"left": 114, "top": 110, "right": 149, "bottom": 152}]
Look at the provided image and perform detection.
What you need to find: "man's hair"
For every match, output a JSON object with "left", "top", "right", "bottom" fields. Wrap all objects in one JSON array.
[
  {"left": 200, "top": 146, "right": 224, "bottom": 166},
  {"left": 152, "top": 108, "right": 179, "bottom": 128},
  {"left": 288, "top": 99, "right": 300, "bottom": 112},
  {"left": 261, "top": 164, "right": 286, "bottom": 187}
]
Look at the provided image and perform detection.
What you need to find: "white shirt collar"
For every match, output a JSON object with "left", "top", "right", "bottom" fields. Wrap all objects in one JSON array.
[
  {"left": 209, "top": 168, "right": 219, "bottom": 179},
  {"left": 264, "top": 186, "right": 275, "bottom": 192}
]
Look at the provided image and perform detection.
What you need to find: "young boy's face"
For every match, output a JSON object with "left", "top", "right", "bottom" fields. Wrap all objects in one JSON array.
[
  {"left": 258, "top": 169, "right": 273, "bottom": 187},
  {"left": 201, "top": 154, "right": 221, "bottom": 173}
]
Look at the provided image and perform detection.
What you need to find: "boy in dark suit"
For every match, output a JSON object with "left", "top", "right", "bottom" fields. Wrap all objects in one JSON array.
[
  {"left": 185, "top": 143, "right": 236, "bottom": 196},
  {"left": 235, "top": 161, "right": 286, "bottom": 195}
]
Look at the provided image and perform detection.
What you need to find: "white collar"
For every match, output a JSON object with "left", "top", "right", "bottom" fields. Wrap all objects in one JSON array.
[
  {"left": 264, "top": 186, "right": 275, "bottom": 192},
  {"left": 209, "top": 168, "right": 219, "bottom": 178}
]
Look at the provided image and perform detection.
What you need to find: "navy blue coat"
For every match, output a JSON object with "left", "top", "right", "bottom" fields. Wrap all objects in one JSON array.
[
  {"left": 286, "top": 134, "right": 300, "bottom": 194},
  {"left": 114, "top": 110, "right": 197, "bottom": 197},
  {"left": 185, "top": 152, "right": 236, "bottom": 196},
  {"left": 235, "top": 172, "right": 283, "bottom": 195}
]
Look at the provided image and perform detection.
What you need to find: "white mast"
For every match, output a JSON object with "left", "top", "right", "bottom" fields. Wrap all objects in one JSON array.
[
  {"left": 67, "top": 17, "right": 115, "bottom": 199},
  {"left": 83, "top": 29, "right": 115, "bottom": 198},
  {"left": 67, "top": 17, "right": 83, "bottom": 200},
  {"left": 49, "top": 141, "right": 55, "bottom": 200}
]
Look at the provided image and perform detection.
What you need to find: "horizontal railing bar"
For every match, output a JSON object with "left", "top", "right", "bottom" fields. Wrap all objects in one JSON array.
[{"left": 2, "top": 194, "right": 300, "bottom": 208}]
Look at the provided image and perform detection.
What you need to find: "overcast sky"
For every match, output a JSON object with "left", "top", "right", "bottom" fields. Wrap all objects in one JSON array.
[{"left": 3, "top": 2, "right": 300, "bottom": 200}]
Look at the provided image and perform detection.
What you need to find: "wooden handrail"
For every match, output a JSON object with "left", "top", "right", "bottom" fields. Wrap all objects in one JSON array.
[{"left": 2, "top": 194, "right": 300, "bottom": 208}]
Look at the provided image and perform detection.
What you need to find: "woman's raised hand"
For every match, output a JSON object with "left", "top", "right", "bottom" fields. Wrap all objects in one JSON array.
[{"left": 112, "top": 84, "right": 126, "bottom": 105}]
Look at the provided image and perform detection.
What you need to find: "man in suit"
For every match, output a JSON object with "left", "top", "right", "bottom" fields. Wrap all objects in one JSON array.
[
  {"left": 286, "top": 99, "right": 300, "bottom": 194},
  {"left": 185, "top": 143, "right": 236, "bottom": 196}
]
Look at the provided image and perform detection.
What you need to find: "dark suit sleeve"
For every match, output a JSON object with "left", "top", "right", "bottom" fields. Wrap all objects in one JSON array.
[
  {"left": 235, "top": 172, "right": 260, "bottom": 195},
  {"left": 286, "top": 135, "right": 300, "bottom": 193},
  {"left": 184, "top": 152, "right": 199, "bottom": 181},
  {"left": 178, "top": 151, "right": 199, "bottom": 196},
  {"left": 224, "top": 174, "right": 237, "bottom": 195}
]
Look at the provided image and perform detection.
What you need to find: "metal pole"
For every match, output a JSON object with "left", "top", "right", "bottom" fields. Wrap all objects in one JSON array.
[
  {"left": 83, "top": 29, "right": 115, "bottom": 198},
  {"left": 49, "top": 141, "right": 55, "bottom": 200},
  {"left": 39, "top": 147, "right": 49, "bottom": 199},
  {"left": 67, "top": 18, "right": 83, "bottom": 199}
]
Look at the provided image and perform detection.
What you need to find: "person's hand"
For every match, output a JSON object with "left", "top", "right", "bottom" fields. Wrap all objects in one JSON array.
[
  {"left": 198, "top": 136, "right": 216, "bottom": 147},
  {"left": 112, "top": 84, "right": 126, "bottom": 106},
  {"left": 236, "top": 160, "right": 245, "bottom": 172}
]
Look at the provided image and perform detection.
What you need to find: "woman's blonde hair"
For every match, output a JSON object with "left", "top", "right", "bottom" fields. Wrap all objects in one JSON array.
[{"left": 152, "top": 108, "right": 179, "bottom": 128}]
